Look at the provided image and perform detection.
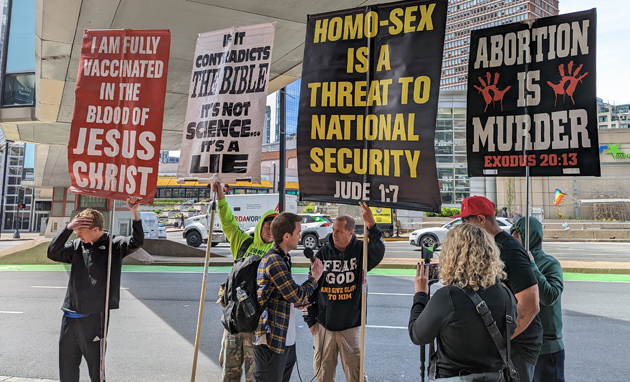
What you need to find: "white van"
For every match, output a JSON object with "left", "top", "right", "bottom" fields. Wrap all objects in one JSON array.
[
  {"left": 139, "top": 211, "right": 159, "bottom": 239},
  {"left": 183, "top": 194, "right": 297, "bottom": 247}
]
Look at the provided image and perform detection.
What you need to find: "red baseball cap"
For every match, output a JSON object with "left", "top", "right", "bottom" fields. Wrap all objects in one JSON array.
[{"left": 452, "top": 196, "right": 495, "bottom": 218}]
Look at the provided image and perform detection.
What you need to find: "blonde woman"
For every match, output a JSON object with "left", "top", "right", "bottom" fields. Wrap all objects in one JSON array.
[{"left": 409, "top": 223, "right": 517, "bottom": 380}]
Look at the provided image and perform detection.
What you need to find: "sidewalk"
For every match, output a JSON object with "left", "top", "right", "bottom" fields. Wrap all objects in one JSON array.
[
  {"left": 0, "top": 232, "right": 43, "bottom": 241},
  {"left": 0, "top": 377, "right": 57, "bottom": 382}
]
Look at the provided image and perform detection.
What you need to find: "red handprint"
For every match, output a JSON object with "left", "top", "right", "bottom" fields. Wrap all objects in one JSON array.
[
  {"left": 473, "top": 72, "right": 511, "bottom": 112},
  {"left": 547, "top": 61, "right": 588, "bottom": 106}
]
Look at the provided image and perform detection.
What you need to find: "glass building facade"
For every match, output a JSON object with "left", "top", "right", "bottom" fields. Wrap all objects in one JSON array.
[
  {"left": 282, "top": 79, "right": 300, "bottom": 139},
  {"left": 266, "top": 79, "right": 301, "bottom": 143},
  {"left": 435, "top": 91, "right": 470, "bottom": 206},
  {"left": 1, "top": 0, "right": 35, "bottom": 106},
  {"left": 1, "top": 141, "right": 35, "bottom": 231}
]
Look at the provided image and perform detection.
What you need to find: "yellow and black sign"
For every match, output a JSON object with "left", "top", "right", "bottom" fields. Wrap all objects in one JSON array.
[
  {"left": 297, "top": 0, "right": 447, "bottom": 212},
  {"left": 370, "top": 206, "right": 392, "bottom": 224}
]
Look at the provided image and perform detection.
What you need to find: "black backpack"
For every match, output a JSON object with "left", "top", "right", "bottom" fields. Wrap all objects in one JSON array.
[{"left": 221, "top": 238, "right": 266, "bottom": 334}]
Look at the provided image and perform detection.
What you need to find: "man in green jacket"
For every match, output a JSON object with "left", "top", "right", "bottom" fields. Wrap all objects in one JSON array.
[
  {"left": 511, "top": 216, "right": 565, "bottom": 382},
  {"left": 212, "top": 181, "right": 278, "bottom": 382}
]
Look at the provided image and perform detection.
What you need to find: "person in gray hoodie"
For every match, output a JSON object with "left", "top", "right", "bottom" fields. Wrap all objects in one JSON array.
[{"left": 511, "top": 216, "right": 565, "bottom": 382}]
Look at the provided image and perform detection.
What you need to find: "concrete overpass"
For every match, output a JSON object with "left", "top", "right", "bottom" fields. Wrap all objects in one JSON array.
[{"left": 1, "top": 0, "right": 393, "bottom": 189}]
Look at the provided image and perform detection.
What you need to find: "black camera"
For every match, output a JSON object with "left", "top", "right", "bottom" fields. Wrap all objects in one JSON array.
[{"left": 421, "top": 246, "right": 434, "bottom": 260}]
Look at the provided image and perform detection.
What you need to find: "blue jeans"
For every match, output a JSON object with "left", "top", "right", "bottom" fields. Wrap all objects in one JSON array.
[{"left": 533, "top": 349, "right": 565, "bottom": 382}]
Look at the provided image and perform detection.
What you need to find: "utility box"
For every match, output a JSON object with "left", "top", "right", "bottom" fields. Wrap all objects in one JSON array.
[{"left": 530, "top": 207, "right": 544, "bottom": 223}]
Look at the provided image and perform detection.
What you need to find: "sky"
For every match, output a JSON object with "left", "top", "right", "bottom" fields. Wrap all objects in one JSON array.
[{"left": 560, "top": 0, "right": 630, "bottom": 104}]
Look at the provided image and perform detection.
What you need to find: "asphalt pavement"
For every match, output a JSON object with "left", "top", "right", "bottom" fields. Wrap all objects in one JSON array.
[
  {"left": 2, "top": 271, "right": 629, "bottom": 381},
  {"left": 1, "top": 230, "right": 629, "bottom": 381}
]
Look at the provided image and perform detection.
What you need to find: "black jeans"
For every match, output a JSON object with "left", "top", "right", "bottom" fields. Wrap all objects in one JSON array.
[
  {"left": 283, "top": 345, "right": 296, "bottom": 382},
  {"left": 253, "top": 344, "right": 296, "bottom": 382},
  {"left": 533, "top": 349, "right": 565, "bottom": 382},
  {"left": 59, "top": 313, "right": 106, "bottom": 382}
]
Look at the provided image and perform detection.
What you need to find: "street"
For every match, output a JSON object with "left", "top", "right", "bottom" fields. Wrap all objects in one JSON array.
[
  {"left": 166, "top": 230, "right": 630, "bottom": 263},
  {"left": 1, "top": 269, "right": 629, "bottom": 381}
]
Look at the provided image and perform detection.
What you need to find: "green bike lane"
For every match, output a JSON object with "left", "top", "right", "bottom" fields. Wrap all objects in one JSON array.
[{"left": 2, "top": 264, "right": 630, "bottom": 282}]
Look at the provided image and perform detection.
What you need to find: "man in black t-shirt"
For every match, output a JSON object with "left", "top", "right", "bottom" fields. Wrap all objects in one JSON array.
[{"left": 454, "top": 196, "right": 543, "bottom": 382}]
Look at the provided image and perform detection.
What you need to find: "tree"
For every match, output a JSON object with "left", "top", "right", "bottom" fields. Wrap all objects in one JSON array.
[{"left": 505, "top": 177, "right": 515, "bottom": 217}]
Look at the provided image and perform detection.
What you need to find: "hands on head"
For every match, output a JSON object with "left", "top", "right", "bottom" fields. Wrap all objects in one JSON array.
[
  {"left": 359, "top": 202, "right": 375, "bottom": 229},
  {"left": 67, "top": 216, "right": 93, "bottom": 231},
  {"left": 414, "top": 262, "right": 430, "bottom": 294}
]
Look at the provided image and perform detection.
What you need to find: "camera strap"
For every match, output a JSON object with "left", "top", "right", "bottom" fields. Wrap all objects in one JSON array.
[{"left": 458, "top": 285, "right": 519, "bottom": 382}]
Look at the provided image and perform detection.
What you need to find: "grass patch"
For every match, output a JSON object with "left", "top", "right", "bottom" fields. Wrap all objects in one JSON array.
[{"left": 0, "top": 242, "right": 58, "bottom": 265}]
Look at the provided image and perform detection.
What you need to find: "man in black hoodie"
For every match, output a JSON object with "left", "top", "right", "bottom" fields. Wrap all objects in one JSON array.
[
  {"left": 304, "top": 202, "right": 385, "bottom": 382},
  {"left": 47, "top": 198, "right": 143, "bottom": 382}
]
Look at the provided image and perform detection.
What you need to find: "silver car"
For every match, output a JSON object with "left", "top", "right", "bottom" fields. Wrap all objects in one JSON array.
[
  {"left": 299, "top": 213, "right": 333, "bottom": 250},
  {"left": 409, "top": 217, "right": 513, "bottom": 249}
]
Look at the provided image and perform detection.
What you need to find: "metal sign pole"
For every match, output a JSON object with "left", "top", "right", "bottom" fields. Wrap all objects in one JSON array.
[
  {"left": 100, "top": 201, "right": 115, "bottom": 382},
  {"left": 358, "top": 13, "right": 374, "bottom": 382},
  {"left": 190, "top": 185, "right": 217, "bottom": 382},
  {"left": 523, "top": 131, "right": 530, "bottom": 254}
]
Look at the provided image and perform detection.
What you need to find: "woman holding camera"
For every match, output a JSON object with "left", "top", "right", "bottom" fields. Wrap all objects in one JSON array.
[{"left": 408, "top": 223, "right": 517, "bottom": 380}]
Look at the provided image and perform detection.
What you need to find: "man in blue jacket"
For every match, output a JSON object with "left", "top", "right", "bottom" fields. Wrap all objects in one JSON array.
[{"left": 47, "top": 198, "right": 143, "bottom": 382}]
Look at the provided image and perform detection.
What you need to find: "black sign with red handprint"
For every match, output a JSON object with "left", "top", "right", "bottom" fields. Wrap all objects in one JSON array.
[
  {"left": 466, "top": 9, "right": 600, "bottom": 177},
  {"left": 474, "top": 72, "right": 512, "bottom": 112},
  {"left": 547, "top": 60, "right": 589, "bottom": 106}
]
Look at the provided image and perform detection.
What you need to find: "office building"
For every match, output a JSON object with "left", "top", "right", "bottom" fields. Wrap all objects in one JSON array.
[
  {"left": 263, "top": 105, "right": 272, "bottom": 144},
  {"left": 598, "top": 98, "right": 630, "bottom": 129},
  {"left": 441, "top": 0, "right": 559, "bottom": 90},
  {"left": 0, "top": 137, "right": 39, "bottom": 233},
  {"left": 266, "top": 79, "right": 301, "bottom": 143}
]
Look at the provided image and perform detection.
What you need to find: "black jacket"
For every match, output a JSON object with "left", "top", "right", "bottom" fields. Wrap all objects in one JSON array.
[
  {"left": 304, "top": 225, "right": 385, "bottom": 331},
  {"left": 47, "top": 219, "right": 144, "bottom": 314},
  {"left": 409, "top": 284, "right": 517, "bottom": 377}
]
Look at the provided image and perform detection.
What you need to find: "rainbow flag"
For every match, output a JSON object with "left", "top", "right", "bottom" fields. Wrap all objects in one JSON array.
[{"left": 554, "top": 189, "right": 566, "bottom": 206}]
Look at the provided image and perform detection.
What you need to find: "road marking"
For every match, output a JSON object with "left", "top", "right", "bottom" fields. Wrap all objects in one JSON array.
[
  {"left": 31, "top": 286, "right": 66, "bottom": 289},
  {"left": 0, "top": 311, "right": 23, "bottom": 314},
  {"left": 367, "top": 325, "right": 406, "bottom": 329},
  {"left": 31, "top": 286, "right": 130, "bottom": 290}
]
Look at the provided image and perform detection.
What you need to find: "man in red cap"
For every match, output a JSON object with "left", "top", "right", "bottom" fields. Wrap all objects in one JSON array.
[{"left": 454, "top": 196, "right": 542, "bottom": 382}]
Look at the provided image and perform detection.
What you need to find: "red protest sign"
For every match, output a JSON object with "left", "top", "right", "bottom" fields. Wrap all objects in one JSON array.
[{"left": 68, "top": 29, "right": 170, "bottom": 203}]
